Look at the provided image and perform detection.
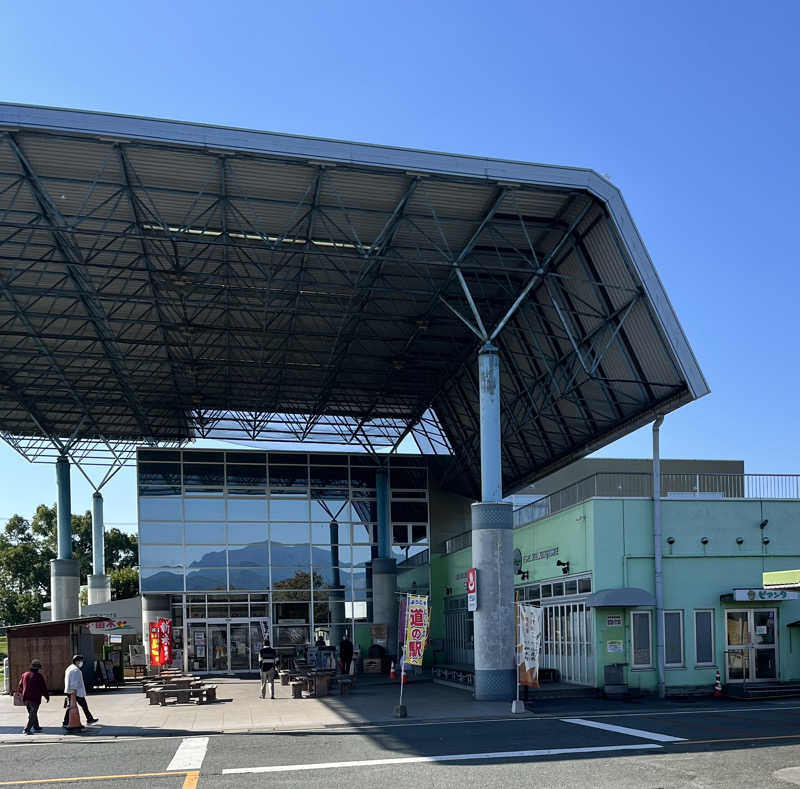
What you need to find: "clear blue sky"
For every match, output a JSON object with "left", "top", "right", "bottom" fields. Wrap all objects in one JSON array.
[{"left": 1, "top": 1, "right": 798, "bottom": 529}]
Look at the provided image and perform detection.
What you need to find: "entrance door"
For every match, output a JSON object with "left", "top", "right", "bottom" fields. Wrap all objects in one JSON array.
[
  {"left": 725, "top": 609, "right": 778, "bottom": 682},
  {"left": 209, "top": 624, "right": 229, "bottom": 672}
]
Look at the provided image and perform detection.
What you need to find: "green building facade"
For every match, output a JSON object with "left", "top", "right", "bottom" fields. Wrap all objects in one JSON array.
[{"left": 431, "top": 496, "right": 800, "bottom": 694}]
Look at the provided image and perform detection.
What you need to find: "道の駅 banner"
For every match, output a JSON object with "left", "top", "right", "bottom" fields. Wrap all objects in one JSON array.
[
  {"left": 517, "top": 603, "right": 542, "bottom": 688},
  {"left": 403, "top": 594, "right": 429, "bottom": 666}
]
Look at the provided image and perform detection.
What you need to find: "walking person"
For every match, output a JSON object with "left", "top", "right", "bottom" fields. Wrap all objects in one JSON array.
[
  {"left": 339, "top": 632, "right": 354, "bottom": 675},
  {"left": 62, "top": 655, "right": 99, "bottom": 729},
  {"left": 258, "top": 638, "right": 277, "bottom": 699},
  {"left": 17, "top": 660, "right": 49, "bottom": 735}
]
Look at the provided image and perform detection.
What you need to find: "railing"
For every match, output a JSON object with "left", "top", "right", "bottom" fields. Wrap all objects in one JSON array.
[{"left": 440, "top": 473, "right": 800, "bottom": 554}]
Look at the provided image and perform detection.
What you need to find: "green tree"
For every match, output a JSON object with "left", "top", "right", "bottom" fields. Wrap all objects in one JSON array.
[{"left": 110, "top": 567, "right": 139, "bottom": 600}]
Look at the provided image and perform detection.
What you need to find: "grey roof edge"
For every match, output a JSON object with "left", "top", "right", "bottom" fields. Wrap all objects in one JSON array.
[{"left": 0, "top": 103, "right": 709, "bottom": 401}]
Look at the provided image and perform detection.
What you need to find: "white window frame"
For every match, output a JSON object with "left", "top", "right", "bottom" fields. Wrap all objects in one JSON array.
[
  {"left": 693, "top": 609, "right": 715, "bottom": 667},
  {"left": 663, "top": 610, "right": 684, "bottom": 668},
  {"left": 631, "top": 610, "right": 653, "bottom": 669}
]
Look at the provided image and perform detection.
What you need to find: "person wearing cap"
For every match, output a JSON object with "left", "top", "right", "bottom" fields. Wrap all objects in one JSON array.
[
  {"left": 62, "top": 655, "right": 99, "bottom": 729},
  {"left": 17, "top": 659, "right": 50, "bottom": 735}
]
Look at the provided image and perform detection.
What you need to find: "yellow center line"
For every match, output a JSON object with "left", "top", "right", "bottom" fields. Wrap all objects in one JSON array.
[
  {"left": 0, "top": 771, "right": 188, "bottom": 786},
  {"left": 182, "top": 772, "right": 200, "bottom": 789}
]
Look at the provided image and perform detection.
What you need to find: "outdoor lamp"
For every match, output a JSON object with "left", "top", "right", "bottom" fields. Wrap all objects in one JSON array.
[
  {"left": 666, "top": 536, "right": 675, "bottom": 545},
  {"left": 760, "top": 519, "right": 769, "bottom": 529},
  {"left": 736, "top": 537, "right": 744, "bottom": 545},
  {"left": 762, "top": 536, "right": 770, "bottom": 545},
  {"left": 700, "top": 537, "right": 709, "bottom": 545},
  {"left": 556, "top": 559, "right": 570, "bottom": 575}
]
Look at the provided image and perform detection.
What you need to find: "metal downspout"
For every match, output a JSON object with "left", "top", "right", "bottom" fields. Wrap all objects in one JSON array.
[{"left": 653, "top": 415, "right": 665, "bottom": 699}]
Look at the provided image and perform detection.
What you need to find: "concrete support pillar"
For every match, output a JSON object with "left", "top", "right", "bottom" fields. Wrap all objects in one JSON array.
[
  {"left": 372, "top": 557, "right": 398, "bottom": 657},
  {"left": 472, "top": 343, "right": 515, "bottom": 700},
  {"left": 88, "top": 491, "right": 111, "bottom": 605},
  {"left": 376, "top": 467, "right": 391, "bottom": 559},
  {"left": 51, "top": 455, "right": 79, "bottom": 621},
  {"left": 141, "top": 595, "right": 171, "bottom": 670},
  {"left": 328, "top": 520, "right": 346, "bottom": 648}
]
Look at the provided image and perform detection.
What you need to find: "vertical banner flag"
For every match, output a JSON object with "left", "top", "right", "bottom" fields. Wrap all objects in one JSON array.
[
  {"left": 148, "top": 622, "right": 161, "bottom": 667},
  {"left": 158, "top": 618, "right": 173, "bottom": 666},
  {"left": 517, "top": 603, "right": 542, "bottom": 688},
  {"left": 404, "top": 594, "right": 429, "bottom": 666},
  {"left": 466, "top": 568, "right": 477, "bottom": 612}
]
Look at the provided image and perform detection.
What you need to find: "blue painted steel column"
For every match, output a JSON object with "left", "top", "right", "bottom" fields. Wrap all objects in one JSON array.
[
  {"left": 51, "top": 454, "right": 80, "bottom": 620},
  {"left": 87, "top": 491, "right": 111, "bottom": 604},
  {"left": 374, "top": 466, "right": 398, "bottom": 657},
  {"left": 56, "top": 455, "right": 72, "bottom": 560},
  {"left": 376, "top": 467, "right": 391, "bottom": 559},
  {"left": 472, "top": 342, "right": 515, "bottom": 701}
]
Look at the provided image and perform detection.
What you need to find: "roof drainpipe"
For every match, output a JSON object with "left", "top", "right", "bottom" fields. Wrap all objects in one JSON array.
[{"left": 653, "top": 415, "right": 665, "bottom": 699}]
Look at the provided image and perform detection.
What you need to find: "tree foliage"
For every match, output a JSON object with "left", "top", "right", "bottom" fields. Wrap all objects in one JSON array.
[{"left": 0, "top": 504, "right": 139, "bottom": 625}]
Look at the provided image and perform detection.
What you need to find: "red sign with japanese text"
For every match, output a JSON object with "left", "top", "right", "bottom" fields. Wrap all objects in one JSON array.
[
  {"left": 467, "top": 567, "right": 477, "bottom": 611},
  {"left": 149, "top": 622, "right": 161, "bottom": 666},
  {"left": 158, "top": 618, "right": 173, "bottom": 666},
  {"left": 403, "top": 594, "right": 429, "bottom": 667}
]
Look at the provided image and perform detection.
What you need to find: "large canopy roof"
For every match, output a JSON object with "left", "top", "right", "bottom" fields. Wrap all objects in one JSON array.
[{"left": 0, "top": 103, "right": 708, "bottom": 494}]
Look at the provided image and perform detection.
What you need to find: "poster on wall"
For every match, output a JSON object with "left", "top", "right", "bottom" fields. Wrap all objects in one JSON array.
[{"left": 517, "top": 603, "right": 542, "bottom": 688}]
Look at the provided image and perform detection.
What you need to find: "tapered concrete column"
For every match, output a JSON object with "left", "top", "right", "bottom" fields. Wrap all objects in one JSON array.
[
  {"left": 328, "top": 520, "right": 347, "bottom": 648},
  {"left": 376, "top": 467, "right": 390, "bottom": 559},
  {"left": 372, "top": 557, "right": 398, "bottom": 657},
  {"left": 88, "top": 491, "right": 111, "bottom": 604},
  {"left": 51, "top": 455, "right": 80, "bottom": 620},
  {"left": 472, "top": 343, "right": 515, "bottom": 700}
]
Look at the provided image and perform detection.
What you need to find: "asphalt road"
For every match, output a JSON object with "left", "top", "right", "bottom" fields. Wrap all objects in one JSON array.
[{"left": 4, "top": 703, "right": 800, "bottom": 788}]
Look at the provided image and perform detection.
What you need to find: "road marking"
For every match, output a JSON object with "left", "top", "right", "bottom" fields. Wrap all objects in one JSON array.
[
  {"left": 561, "top": 718, "right": 686, "bottom": 742},
  {"left": 183, "top": 772, "right": 200, "bottom": 789},
  {"left": 167, "top": 737, "right": 209, "bottom": 771},
  {"left": 222, "top": 744, "right": 660, "bottom": 774},
  {"left": 0, "top": 771, "right": 185, "bottom": 786}
]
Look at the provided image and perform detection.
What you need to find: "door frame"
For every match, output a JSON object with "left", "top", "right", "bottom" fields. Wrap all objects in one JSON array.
[
  {"left": 186, "top": 618, "right": 256, "bottom": 674},
  {"left": 725, "top": 608, "right": 778, "bottom": 683}
]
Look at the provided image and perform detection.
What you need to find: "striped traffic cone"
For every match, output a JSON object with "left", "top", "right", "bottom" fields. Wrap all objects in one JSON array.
[
  {"left": 65, "top": 691, "right": 83, "bottom": 732},
  {"left": 390, "top": 660, "right": 396, "bottom": 680},
  {"left": 713, "top": 670, "right": 723, "bottom": 698}
]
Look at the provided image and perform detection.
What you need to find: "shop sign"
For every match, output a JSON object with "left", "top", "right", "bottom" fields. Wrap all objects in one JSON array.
[
  {"left": 734, "top": 588, "right": 800, "bottom": 601},
  {"left": 517, "top": 603, "right": 542, "bottom": 688},
  {"left": 467, "top": 568, "right": 477, "bottom": 612},
  {"left": 158, "top": 618, "right": 173, "bottom": 666},
  {"left": 523, "top": 547, "right": 559, "bottom": 563},
  {"left": 403, "top": 594, "right": 429, "bottom": 667},
  {"left": 149, "top": 623, "right": 161, "bottom": 666},
  {"left": 607, "top": 615, "right": 622, "bottom": 627},
  {"left": 607, "top": 640, "right": 624, "bottom": 653},
  {"left": 89, "top": 619, "right": 135, "bottom": 634}
]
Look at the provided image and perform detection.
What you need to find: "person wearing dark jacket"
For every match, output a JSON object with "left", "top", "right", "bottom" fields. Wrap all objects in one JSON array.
[
  {"left": 18, "top": 660, "right": 50, "bottom": 735},
  {"left": 339, "top": 633, "right": 354, "bottom": 675}
]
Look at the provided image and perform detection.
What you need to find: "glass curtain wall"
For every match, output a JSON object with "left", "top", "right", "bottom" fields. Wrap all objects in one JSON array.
[{"left": 137, "top": 449, "right": 430, "bottom": 653}]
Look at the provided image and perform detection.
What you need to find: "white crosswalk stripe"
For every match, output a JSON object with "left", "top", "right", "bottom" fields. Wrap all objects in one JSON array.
[
  {"left": 561, "top": 718, "right": 686, "bottom": 742},
  {"left": 167, "top": 736, "right": 210, "bottom": 771}
]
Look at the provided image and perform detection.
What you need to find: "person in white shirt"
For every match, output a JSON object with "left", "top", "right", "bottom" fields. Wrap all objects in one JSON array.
[{"left": 62, "top": 655, "right": 99, "bottom": 728}]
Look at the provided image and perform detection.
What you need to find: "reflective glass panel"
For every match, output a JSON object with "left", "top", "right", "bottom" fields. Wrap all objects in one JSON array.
[
  {"left": 270, "top": 523, "right": 309, "bottom": 544},
  {"left": 271, "top": 567, "right": 313, "bottom": 586},
  {"left": 393, "top": 525, "right": 409, "bottom": 544},
  {"left": 390, "top": 467, "right": 426, "bottom": 489},
  {"left": 411, "top": 525, "right": 428, "bottom": 543},
  {"left": 185, "top": 545, "right": 226, "bottom": 567},
  {"left": 139, "top": 462, "right": 181, "bottom": 486},
  {"left": 184, "top": 498, "right": 225, "bottom": 521},
  {"left": 273, "top": 589, "right": 311, "bottom": 602},
  {"left": 350, "top": 467, "right": 376, "bottom": 489},
  {"left": 352, "top": 524, "right": 374, "bottom": 544},
  {"left": 141, "top": 567, "right": 184, "bottom": 592},
  {"left": 313, "top": 568, "right": 347, "bottom": 587},
  {"left": 695, "top": 610, "right": 714, "bottom": 664},
  {"left": 250, "top": 602, "right": 269, "bottom": 617},
  {"left": 310, "top": 499, "right": 350, "bottom": 522},
  {"left": 310, "top": 467, "right": 349, "bottom": 488},
  {"left": 269, "top": 465, "right": 308, "bottom": 489},
  {"left": 270, "top": 543, "right": 310, "bottom": 567},
  {"left": 351, "top": 501, "right": 377, "bottom": 522},
  {"left": 139, "top": 497, "right": 182, "bottom": 521},
  {"left": 310, "top": 523, "right": 345, "bottom": 545},
  {"left": 348, "top": 569, "right": 368, "bottom": 600},
  {"left": 229, "top": 567, "right": 269, "bottom": 590},
  {"left": 269, "top": 498, "right": 310, "bottom": 521},
  {"left": 350, "top": 545, "right": 375, "bottom": 566},
  {"left": 183, "top": 463, "right": 224, "bottom": 487},
  {"left": 228, "top": 543, "right": 269, "bottom": 566},
  {"left": 391, "top": 501, "right": 428, "bottom": 523},
  {"left": 227, "top": 499, "right": 267, "bottom": 521},
  {"left": 139, "top": 522, "right": 183, "bottom": 544},
  {"left": 139, "top": 449, "right": 181, "bottom": 462},
  {"left": 185, "top": 523, "right": 226, "bottom": 544},
  {"left": 226, "top": 464, "right": 267, "bottom": 487},
  {"left": 186, "top": 567, "right": 228, "bottom": 591},
  {"left": 226, "top": 452, "right": 266, "bottom": 464},
  {"left": 276, "top": 626, "right": 309, "bottom": 647},
  {"left": 228, "top": 523, "right": 268, "bottom": 543},
  {"left": 140, "top": 545, "right": 182, "bottom": 567}
]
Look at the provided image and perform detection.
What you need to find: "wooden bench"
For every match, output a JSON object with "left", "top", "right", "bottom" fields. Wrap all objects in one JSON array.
[
  {"left": 290, "top": 681, "right": 304, "bottom": 699},
  {"left": 337, "top": 677, "right": 353, "bottom": 696},
  {"left": 148, "top": 686, "right": 193, "bottom": 706},
  {"left": 190, "top": 684, "right": 217, "bottom": 704}
]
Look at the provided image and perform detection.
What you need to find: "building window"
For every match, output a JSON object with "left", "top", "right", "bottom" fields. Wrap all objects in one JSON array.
[
  {"left": 694, "top": 609, "right": 715, "bottom": 666},
  {"left": 631, "top": 611, "right": 652, "bottom": 668},
  {"left": 663, "top": 610, "right": 684, "bottom": 667}
]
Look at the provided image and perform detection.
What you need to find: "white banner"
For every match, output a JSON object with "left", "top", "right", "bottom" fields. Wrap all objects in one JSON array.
[{"left": 518, "top": 603, "right": 542, "bottom": 673}]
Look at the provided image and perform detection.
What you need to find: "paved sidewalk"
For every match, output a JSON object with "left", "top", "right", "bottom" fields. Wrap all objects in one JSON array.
[{"left": 0, "top": 676, "right": 531, "bottom": 743}]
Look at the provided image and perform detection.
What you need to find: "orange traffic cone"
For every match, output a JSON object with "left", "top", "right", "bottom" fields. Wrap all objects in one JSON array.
[
  {"left": 390, "top": 660, "right": 396, "bottom": 680},
  {"left": 713, "top": 670, "right": 723, "bottom": 698},
  {"left": 65, "top": 691, "right": 83, "bottom": 732}
]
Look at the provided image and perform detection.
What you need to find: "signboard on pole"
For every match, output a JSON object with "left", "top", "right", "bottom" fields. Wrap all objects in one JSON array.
[
  {"left": 517, "top": 603, "right": 542, "bottom": 688},
  {"left": 403, "top": 594, "right": 429, "bottom": 666},
  {"left": 467, "top": 568, "right": 477, "bottom": 612},
  {"left": 148, "top": 622, "right": 161, "bottom": 667},
  {"left": 158, "top": 618, "right": 173, "bottom": 666}
]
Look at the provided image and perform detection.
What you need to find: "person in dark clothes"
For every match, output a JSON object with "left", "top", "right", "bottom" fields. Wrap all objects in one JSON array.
[
  {"left": 339, "top": 633, "right": 354, "bottom": 675},
  {"left": 17, "top": 659, "right": 50, "bottom": 735},
  {"left": 258, "top": 638, "right": 277, "bottom": 699}
]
